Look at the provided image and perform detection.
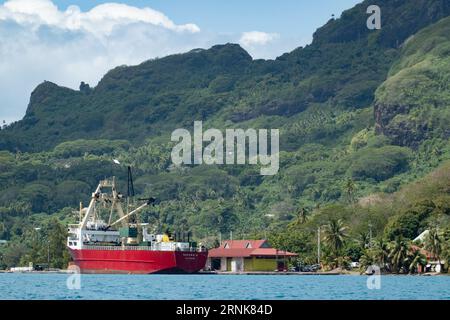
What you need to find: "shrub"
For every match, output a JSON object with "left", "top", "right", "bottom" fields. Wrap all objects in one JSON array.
[{"left": 349, "top": 146, "right": 412, "bottom": 181}]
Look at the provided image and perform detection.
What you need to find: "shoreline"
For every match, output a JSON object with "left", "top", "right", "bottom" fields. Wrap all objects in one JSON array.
[
  {"left": 1, "top": 269, "right": 446, "bottom": 276},
  {"left": 203, "top": 271, "right": 447, "bottom": 276}
]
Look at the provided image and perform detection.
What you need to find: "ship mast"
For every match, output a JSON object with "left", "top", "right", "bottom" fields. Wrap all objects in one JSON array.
[
  {"left": 79, "top": 165, "right": 154, "bottom": 230},
  {"left": 79, "top": 178, "right": 127, "bottom": 229},
  {"left": 80, "top": 182, "right": 102, "bottom": 229}
]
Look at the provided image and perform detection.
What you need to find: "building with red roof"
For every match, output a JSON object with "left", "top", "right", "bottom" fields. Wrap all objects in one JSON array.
[
  {"left": 410, "top": 245, "right": 444, "bottom": 273},
  {"left": 207, "top": 240, "right": 298, "bottom": 272}
]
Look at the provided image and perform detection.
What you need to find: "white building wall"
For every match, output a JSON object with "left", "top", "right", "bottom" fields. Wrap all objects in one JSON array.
[
  {"left": 231, "top": 257, "right": 244, "bottom": 272},
  {"left": 220, "top": 257, "right": 227, "bottom": 271}
]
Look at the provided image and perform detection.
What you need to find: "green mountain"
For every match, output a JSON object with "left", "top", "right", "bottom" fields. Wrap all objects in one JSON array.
[
  {"left": 1, "top": 0, "right": 449, "bottom": 152},
  {"left": 1, "top": 0, "right": 450, "bottom": 268},
  {"left": 375, "top": 16, "right": 450, "bottom": 146}
]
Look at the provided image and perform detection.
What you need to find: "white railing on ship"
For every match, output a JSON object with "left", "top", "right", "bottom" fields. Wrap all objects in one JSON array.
[
  {"left": 82, "top": 245, "right": 207, "bottom": 252},
  {"left": 83, "top": 246, "right": 153, "bottom": 251}
]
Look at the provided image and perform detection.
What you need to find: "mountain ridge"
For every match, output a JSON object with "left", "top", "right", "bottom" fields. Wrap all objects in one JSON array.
[{"left": 2, "top": 0, "right": 450, "bottom": 152}]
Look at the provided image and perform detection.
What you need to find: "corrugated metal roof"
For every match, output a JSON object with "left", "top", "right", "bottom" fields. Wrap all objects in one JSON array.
[
  {"left": 411, "top": 245, "right": 435, "bottom": 260},
  {"left": 221, "top": 240, "right": 268, "bottom": 249},
  {"left": 208, "top": 240, "right": 298, "bottom": 258}
]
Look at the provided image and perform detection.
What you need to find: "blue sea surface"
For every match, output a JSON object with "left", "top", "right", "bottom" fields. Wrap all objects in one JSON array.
[{"left": 0, "top": 274, "right": 449, "bottom": 300}]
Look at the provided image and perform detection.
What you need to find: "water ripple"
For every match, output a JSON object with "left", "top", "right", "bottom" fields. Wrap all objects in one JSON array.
[{"left": 0, "top": 274, "right": 449, "bottom": 300}]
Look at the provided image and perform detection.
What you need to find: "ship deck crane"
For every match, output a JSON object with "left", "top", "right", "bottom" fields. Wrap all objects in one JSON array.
[{"left": 79, "top": 165, "right": 156, "bottom": 231}]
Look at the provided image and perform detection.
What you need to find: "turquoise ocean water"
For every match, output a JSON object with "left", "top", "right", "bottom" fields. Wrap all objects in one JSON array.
[{"left": 0, "top": 274, "right": 449, "bottom": 300}]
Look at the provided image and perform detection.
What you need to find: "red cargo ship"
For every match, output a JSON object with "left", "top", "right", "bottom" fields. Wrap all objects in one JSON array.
[
  {"left": 68, "top": 246, "right": 208, "bottom": 274},
  {"left": 67, "top": 173, "right": 207, "bottom": 274}
]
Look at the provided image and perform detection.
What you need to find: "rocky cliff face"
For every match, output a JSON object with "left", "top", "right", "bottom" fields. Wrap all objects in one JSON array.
[{"left": 374, "top": 16, "right": 450, "bottom": 147}]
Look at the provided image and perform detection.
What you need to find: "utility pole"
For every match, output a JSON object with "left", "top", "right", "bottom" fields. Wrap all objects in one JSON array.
[
  {"left": 317, "top": 226, "right": 321, "bottom": 266},
  {"left": 47, "top": 240, "right": 50, "bottom": 271},
  {"left": 276, "top": 249, "right": 279, "bottom": 271}
]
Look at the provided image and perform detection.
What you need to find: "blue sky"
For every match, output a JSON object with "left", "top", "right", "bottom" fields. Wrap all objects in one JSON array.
[
  {"left": 0, "top": 0, "right": 362, "bottom": 124},
  {"left": 49, "top": 0, "right": 361, "bottom": 37}
]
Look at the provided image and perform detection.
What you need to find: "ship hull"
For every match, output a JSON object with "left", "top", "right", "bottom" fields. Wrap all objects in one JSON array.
[{"left": 69, "top": 248, "right": 208, "bottom": 274}]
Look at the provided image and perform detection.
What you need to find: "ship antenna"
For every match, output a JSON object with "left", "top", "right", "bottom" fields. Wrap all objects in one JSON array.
[{"left": 127, "top": 166, "right": 135, "bottom": 198}]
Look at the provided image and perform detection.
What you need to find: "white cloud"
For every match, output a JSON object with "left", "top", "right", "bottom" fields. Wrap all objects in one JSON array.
[
  {"left": 0, "top": 1, "right": 294, "bottom": 124},
  {"left": 238, "top": 31, "right": 287, "bottom": 60},
  {"left": 0, "top": 0, "right": 200, "bottom": 35},
  {"left": 0, "top": 0, "right": 207, "bottom": 124},
  {"left": 239, "top": 31, "right": 279, "bottom": 47}
]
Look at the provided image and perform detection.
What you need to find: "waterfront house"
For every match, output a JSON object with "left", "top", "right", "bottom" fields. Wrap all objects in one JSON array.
[
  {"left": 411, "top": 230, "right": 446, "bottom": 273},
  {"left": 207, "top": 240, "right": 298, "bottom": 272},
  {"left": 411, "top": 245, "right": 444, "bottom": 273}
]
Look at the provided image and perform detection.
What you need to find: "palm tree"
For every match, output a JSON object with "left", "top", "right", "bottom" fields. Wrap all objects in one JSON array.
[
  {"left": 359, "top": 248, "right": 376, "bottom": 273},
  {"left": 373, "top": 238, "right": 390, "bottom": 271},
  {"left": 345, "top": 179, "right": 356, "bottom": 203},
  {"left": 360, "top": 238, "right": 390, "bottom": 273},
  {"left": 357, "top": 231, "right": 370, "bottom": 250},
  {"left": 288, "top": 207, "right": 310, "bottom": 229},
  {"left": 323, "top": 219, "right": 348, "bottom": 257},
  {"left": 298, "top": 207, "right": 309, "bottom": 224},
  {"left": 388, "top": 237, "right": 409, "bottom": 273},
  {"left": 424, "top": 228, "right": 442, "bottom": 266},
  {"left": 406, "top": 249, "right": 427, "bottom": 274}
]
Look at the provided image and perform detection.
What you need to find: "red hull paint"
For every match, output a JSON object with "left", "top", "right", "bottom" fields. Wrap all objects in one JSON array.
[{"left": 69, "top": 248, "right": 208, "bottom": 274}]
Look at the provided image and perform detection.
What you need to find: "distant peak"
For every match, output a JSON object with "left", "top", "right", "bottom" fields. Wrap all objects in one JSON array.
[
  {"left": 29, "top": 81, "right": 60, "bottom": 103},
  {"left": 210, "top": 43, "right": 248, "bottom": 53},
  {"left": 211, "top": 43, "right": 242, "bottom": 49},
  {"left": 33, "top": 80, "right": 58, "bottom": 91},
  {"left": 188, "top": 48, "right": 205, "bottom": 54},
  {"left": 25, "top": 81, "right": 76, "bottom": 116},
  {"left": 207, "top": 43, "right": 253, "bottom": 61},
  {"left": 31, "top": 81, "right": 74, "bottom": 96}
]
